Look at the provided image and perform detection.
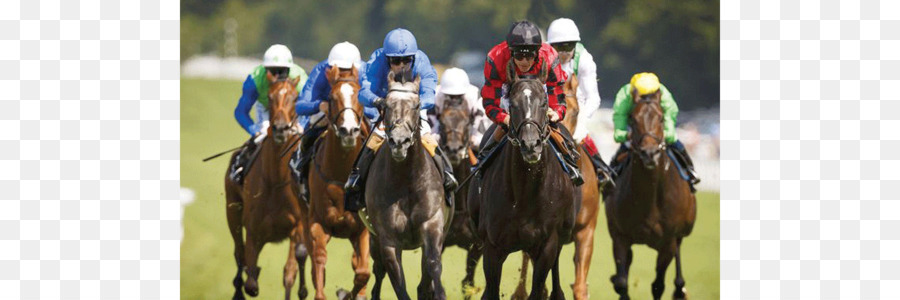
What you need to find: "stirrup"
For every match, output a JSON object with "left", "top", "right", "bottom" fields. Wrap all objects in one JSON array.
[
  {"left": 569, "top": 166, "right": 585, "bottom": 186},
  {"left": 443, "top": 170, "right": 459, "bottom": 191},
  {"left": 345, "top": 170, "right": 362, "bottom": 192}
]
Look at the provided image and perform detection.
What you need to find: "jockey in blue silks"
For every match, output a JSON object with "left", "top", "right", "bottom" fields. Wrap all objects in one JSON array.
[
  {"left": 289, "top": 42, "right": 378, "bottom": 187},
  {"left": 343, "top": 28, "right": 458, "bottom": 212}
]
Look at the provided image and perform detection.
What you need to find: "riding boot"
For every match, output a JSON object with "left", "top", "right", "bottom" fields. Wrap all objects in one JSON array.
[
  {"left": 297, "top": 126, "right": 325, "bottom": 184},
  {"left": 609, "top": 143, "right": 629, "bottom": 177},
  {"left": 344, "top": 145, "right": 376, "bottom": 212},
  {"left": 586, "top": 150, "right": 616, "bottom": 189},
  {"left": 670, "top": 140, "right": 701, "bottom": 185},
  {"left": 230, "top": 138, "right": 255, "bottom": 184},
  {"left": 432, "top": 147, "right": 458, "bottom": 207}
]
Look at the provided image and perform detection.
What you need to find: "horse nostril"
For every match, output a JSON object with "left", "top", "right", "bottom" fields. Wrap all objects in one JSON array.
[
  {"left": 338, "top": 127, "right": 349, "bottom": 135},
  {"left": 350, "top": 127, "right": 360, "bottom": 135}
]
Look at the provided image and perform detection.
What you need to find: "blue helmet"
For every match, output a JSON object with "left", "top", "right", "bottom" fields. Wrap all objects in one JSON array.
[{"left": 383, "top": 28, "right": 418, "bottom": 57}]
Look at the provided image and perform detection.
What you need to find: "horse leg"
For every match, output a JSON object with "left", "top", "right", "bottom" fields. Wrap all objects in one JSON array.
[
  {"left": 283, "top": 236, "right": 300, "bottom": 300},
  {"left": 529, "top": 235, "right": 560, "bottom": 300},
  {"left": 380, "top": 243, "right": 411, "bottom": 300},
  {"left": 651, "top": 240, "right": 676, "bottom": 300},
  {"left": 370, "top": 238, "right": 386, "bottom": 300},
  {"left": 480, "top": 243, "right": 507, "bottom": 300},
  {"left": 347, "top": 230, "right": 371, "bottom": 300},
  {"left": 462, "top": 242, "right": 483, "bottom": 300},
  {"left": 243, "top": 235, "right": 264, "bottom": 297},
  {"left": 672, "top": 238, "right": 687, "bottom": 300},
  {"left": 572, "top": 224, "right": 596, "bottom": 300},
  {"left": 296, "top": 240, "right": 309, "bottom": 300},
  {"left": 510, "top": 252, "right": 529, "bottom": 300},
  {"left": 226, "top": 193, "right": 245, "bottom": 300},
  {"left": 309, "top": 222, "right": 331, "bottom": 300},
  {"left": 610, "top": 237, "right": 633, "bottom": 300},
  {"left": 419, "top": 218, "right": 446, "bottom": 300},
  {"left": 550, "top": 251, "right": 565, "bottom": 300}
]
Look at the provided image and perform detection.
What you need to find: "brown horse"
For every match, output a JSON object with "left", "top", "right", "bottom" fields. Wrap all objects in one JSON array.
[
  {"left": 467, "top": 61, "right": 577, "bottom": 300},
  {"left": 305, "top": 66, "right": 371, "bottom": 300},
  {"left": 225, "top": 72, "right": 309, "bottom": 300},
  {"left": 605, "top": 87, "right": 696, "bottom": 300},
  {"left": 366, "top": 71, "right": 449, "bottom": 300},
  {"left": 436, "top": 95, "right": 482, "bottom": 298},
  {"left": 511, "top": 75, "right": 601, "bottom": 300}
]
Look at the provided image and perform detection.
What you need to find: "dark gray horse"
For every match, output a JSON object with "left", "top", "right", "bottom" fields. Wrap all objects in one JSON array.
[
  {"left": 437, "top": 96, "right": 482, "bottom": 299},
  {"left": 365, "top": 71, "right": 449, "bottom": 300},
  {"left": 467, "top": 61, "right": 577, "bottom": 300}
]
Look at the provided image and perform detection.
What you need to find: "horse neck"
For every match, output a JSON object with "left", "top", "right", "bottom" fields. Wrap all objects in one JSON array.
[
  {"left": 259, "top": 136, "right": 293, "bottom": 185},
  {"left": 627, "top": 152, "right": 668, "bottom": 203},
  {"left": 321, "top": 127, "right": 362, "bottom": 175}
]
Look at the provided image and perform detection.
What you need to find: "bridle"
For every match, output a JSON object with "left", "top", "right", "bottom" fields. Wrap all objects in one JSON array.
[
  {"left": 629, "top": 96, "right": 666, "bottom": 153},
  {"left": 327, "top": 78, "right": 366, "bottom": 136},
  {"left": 506, "top": 81, "right": 550, "bottom": 148},
  {"left": 384, "top": 87, "right": 420, "bottom": 147}
]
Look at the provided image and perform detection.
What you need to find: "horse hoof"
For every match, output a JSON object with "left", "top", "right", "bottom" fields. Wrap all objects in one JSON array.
[
  {"left": 232, "top": 292, "right": 246, "bottom": 300},
  {"left": 336, "top": 288, "right": 350, "bottom": 300},
  {"left": 244, "top": 280, "right": 259, "bottom": 297},
  {"left": 673, "top": 287, "right": 688, "bottom": 300},
  {"left": 299, "top": 287, "right": 308, "bottom": 299},
  {"left": 356, "top": 296, "right": 368, "bottom": 300}
]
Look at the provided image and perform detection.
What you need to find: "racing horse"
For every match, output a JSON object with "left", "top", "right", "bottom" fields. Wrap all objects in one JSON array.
[
  {"left": 511, "top": 75, "right": 601, "bottom": 300},
  {"left": 436, "top": 94, "right": 482, "bottom": 299},
  {"left": 224, "top": 72, "right": 309, "bottom": 300},
  {"left": 366, "top": 71, "right": 449, "bottom": 300},
  {"left": 605, "top": 84, "right": 696, "bottom": 300},
  {"left": 467, "top": 61, "right": 577, "bottom": 300},
  {"left": 305, "top": 65, "right": 371, "bottom": 300}
]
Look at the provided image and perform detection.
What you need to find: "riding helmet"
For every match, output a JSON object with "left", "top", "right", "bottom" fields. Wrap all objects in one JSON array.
[
  {"left": 547, "top": 18, "right": 581, "bottom": 44},
  {"left": 506, "top": 21, "right": 542, "bottom": 49},
  {"left": 631, "top": 72, "right": 661, "bottom": 96},
  {"left": 263, "top": 44, "right": 293, "bottom": 68},
  {"left": 383, "top": 28, "right": 419, "bottom": 57}
]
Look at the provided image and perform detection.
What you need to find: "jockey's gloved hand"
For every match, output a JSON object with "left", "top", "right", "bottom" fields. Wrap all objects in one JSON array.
[
  {"left": 253, "top": 120, "right": 270, "bottom": 144},
  {"left": 547, "top": 108, "right": 560, "bottom": 123},
  {"left": 373, "top": 97, "right": 386, "bottom": 111}
]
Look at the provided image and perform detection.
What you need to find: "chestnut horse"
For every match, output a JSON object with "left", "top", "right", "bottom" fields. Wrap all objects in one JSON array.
[
  {"left": 225, "top": 72, "right": 309, "bottom": 300},
  {"left": 467, "top": 61, "right": 576, "bottom": 300},
  {"left": 305, "top": 66, "right": 371, "bottom": 300},
  {"left": 436, "top": 95, "right": 482, "bottom": 299},
  {"left": 511, "top": 75, "right": 601, "bottom": 300},
  {"left": 605, "top": 86, "right": 696, "bottom": 300},
  {"left": 366, "top": 71, "right": 449, "bottom": 300}
]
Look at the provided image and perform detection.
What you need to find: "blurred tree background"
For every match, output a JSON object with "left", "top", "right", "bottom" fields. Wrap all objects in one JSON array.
[{"left": 181, "top": 0, "right": 719, "bottom": 109}]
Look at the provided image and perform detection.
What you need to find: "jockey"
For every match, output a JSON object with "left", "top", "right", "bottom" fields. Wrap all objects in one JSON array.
[
  {"left": 290, "top": 42, "right": 378, "bottom": 186},
  {"left": 229, "top": 44, "right": 308, "bottom": 183},
  {"left": 478, "top": 20, "right": 583, "bottom": 184},
  {"left": 547, "top": 17, "right": 615, "bottom": 187},
  {"left": 429, "top": 67, "right": 492, "bottom": 150},
  {"left": 610, "top": 72, "right": 701, "bottom": 187},
  {"left": 344, "top": 28, "right": 458, "bottom": 211}
]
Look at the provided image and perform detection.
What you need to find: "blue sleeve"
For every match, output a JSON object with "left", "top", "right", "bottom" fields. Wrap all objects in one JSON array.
[
  {"left": 414, "top": 51, "right": 438, "bottom": 110},
  {"left": 359, "top": 49, "right": 384, "bottom": 107},
  {"left": 296, "top": 62, "right": 329, "bottom": 116},
  {"left": 234, "top": 75, "right": 258, "bottom": 135},
  {"left": 296, "top": 62, "right": 322, "bottom": 115},
  {"left": 363, "top": 106, "right": 379, "bottom": 120}
]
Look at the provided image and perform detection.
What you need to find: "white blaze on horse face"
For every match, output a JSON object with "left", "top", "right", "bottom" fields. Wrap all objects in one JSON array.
[
  {"left": 523, "top": 88, "right": 533, "bottom": 118},
  {"left": 340, "top": 83, "right": 358, "bottom": 129}
]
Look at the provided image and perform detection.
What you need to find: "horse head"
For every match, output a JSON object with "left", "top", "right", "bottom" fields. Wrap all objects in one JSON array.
[
  {"left": 326, "top": 65, "right": 365, "bottom": 148},
  {"left": 384, "top": 70, "right": 421, "bottom": 162},
  {"left": 266, "top": 71, "right": 301, "bottom": 145},
  {"left": 438, "top": 95, "right": 471, "bottom": 166},
  {"left": 506, "top": 59, "right": 550, "bottom": 164},
  {"left": 629, "top": 87, "right": 666, "bottom": 170},
  {"left": 561, "top": 75, "right": 580, "bottom": 134}
]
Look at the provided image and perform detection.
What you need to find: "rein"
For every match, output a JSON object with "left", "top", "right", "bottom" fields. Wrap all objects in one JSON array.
[{"left": 508, "top": 118, "right": 550, "bottom": 147}]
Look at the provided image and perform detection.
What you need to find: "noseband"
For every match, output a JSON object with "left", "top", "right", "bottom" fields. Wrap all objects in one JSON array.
[
  {"left": 629, "top": 97, "right": 666, "bottom": 153},
  {"left": 384, "top": 87, "right": 420, "bottom": 146}
]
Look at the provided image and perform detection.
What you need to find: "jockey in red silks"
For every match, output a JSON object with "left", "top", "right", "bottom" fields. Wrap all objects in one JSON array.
[{"left": 477, "top": 20, "right": 584, "bottom": 185}]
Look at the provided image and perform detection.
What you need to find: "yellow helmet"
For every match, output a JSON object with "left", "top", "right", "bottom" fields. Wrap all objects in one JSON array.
[{"left": 630, "top": 72, "right": 661, "bottom": 96}]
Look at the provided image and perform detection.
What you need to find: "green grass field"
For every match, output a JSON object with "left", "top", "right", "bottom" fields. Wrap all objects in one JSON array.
[{"left": 181, "top": 78, "right": 720, "bottom": 299}]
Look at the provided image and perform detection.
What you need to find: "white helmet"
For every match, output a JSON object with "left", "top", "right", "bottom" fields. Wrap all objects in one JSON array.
[
  {"left": 263, "top": 44, "right": 293, "bottom": 68},
  {"left": 327, "top": 41, "right": 361, "bottom": 69},
  {"left": 547, "top": 18, "right": 581, "bottom": 44},
  {"left": 440, "top": 68, "right": 470, "bottom": 95}
]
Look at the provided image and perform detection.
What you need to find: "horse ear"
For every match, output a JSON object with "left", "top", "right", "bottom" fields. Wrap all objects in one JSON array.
[
  {"left": 539, "top": 59, "right": 549, "bottom": 82},
  {"left": 569, "top": 74, "right": 578, "bottom": 90},
  {"left": 387, "top": 70, "right": 396, "bottom": 85},
  {"left": 290, "top": 76, "right": 301, "bottom": 88},
  {"left": 351, "top": 65, "right": 359, "bottom": 80},
  {"left": 413, "top": 75, "right": 421, "bottom": 88},
  {"left": 325, "top": 65, "right": 337, "bottom": 85},
  {"left": 505, "top": 59, "right": 517, "bottom": 86},
  {"left": 266, "top": 70, "right": 277, "bottom": 84}
]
